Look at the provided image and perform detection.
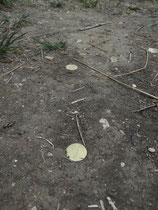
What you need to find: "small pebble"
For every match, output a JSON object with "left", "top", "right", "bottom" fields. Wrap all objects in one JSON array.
[
  {"left": 148, "top": 148, "right": 156, "bottom": 153},
  {"left": 110, "top": 56, "right": 117, "bottom": 63},
  {"left": 31, "top": 206, "right": 37, "bottom": 210},
  {"left": 132, "top": 84, "right": 137, "bottom": 88},
  {"left": 106, "top": 110, "right": 111, "bottom": 114},
  {"left": 11, "top": 183, "right": 16, "bottom": 187},
  {"left": 47, "top": 152, "right": 53, "bottom": 157},
  {"left": 120, "top": 162, "right": 125, "bottom": 167}
]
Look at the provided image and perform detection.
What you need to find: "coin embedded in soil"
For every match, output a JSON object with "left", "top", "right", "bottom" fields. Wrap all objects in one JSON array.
[{"left": 66, "top": 143, "right": 87, "bottom": 161}]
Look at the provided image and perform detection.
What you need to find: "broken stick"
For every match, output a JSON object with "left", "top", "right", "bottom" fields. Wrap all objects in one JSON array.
[
  {"left": 133, "top": 104, "right": 156, "bottom": 113},
  {"left": 73, "top": 58, "right": 158, "bottom": 101},
  {"left": 2, "top": 62, "right": 25, "bottom": 77},
  {"left": 37, "top": 136, "right": 54, "bottom": 149},
  {"left": 76, "top": 115, "right": 86, "bottom": 146},
  {"left": 115, "top": 47, "right": 149, "bottom": 77},
  {"left": 107, "top": 197, "right": 118, "bottom": 210},
  {"left": 79, "top": 22, "right": 110, "bottom": 31}
]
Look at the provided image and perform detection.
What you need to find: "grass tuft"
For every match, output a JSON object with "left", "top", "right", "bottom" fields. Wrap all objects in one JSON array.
[
  {"left": 34, "top": 39, "right": 67, "bottom": 52},
  {"left": 0, "top": 15, "right": 30, "bottom": 57},
  {"left": 50, "top": 1, "right": 65, "bottom": 8},
  {"left": 80, "top": 0, "right": 99, "bottom": 8}
]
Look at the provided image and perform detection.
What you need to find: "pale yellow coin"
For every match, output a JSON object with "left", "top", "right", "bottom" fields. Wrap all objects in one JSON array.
[
  {"left": 66, "top": 64, "right": 78, "bottom": 71},
  {"left": 66, "top": 143, "right": 87, "bottom": 161}
]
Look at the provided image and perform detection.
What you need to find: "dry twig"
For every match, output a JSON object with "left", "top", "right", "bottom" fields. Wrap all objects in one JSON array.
[
  {"left": 73, "top": 58, "right": 158, "bottom": 101},
  {"left": 100, "top": 200, "right": 105, "bottom": 210},
  {"left": 79, "top": 22, "right": 110, "bottom": 31},
  {"left": 76, "top": 115, "right": 86, "bottom": 146},
  {"left": 71, "top": 97, "right": 86, "bottom": 104},
  {"left": 114, "top": 48, "right": 149, "bottom": 77},
  {"left": 133, "top": 104, "right": 156, "bottom": 113},
  {"left": 2, "top": 62, "right": 25, "bottom": 77},
  {"left": 37, "top": 136, "right": 54, "bottom": 149},
  {"left": 107, "top": 197, "right": 118, "bottom": 210},
  {"left": 89, "top": 42, "right": 107, "bottom": 53},
  {"left": 57, "top": 203, "right": 60, "bottom": 210},
  {"left": 40, "top": 47, "right": 44, "bottom": 61},
  {"left": 72, "top": 86, "right": 85, "bottom": 93}
]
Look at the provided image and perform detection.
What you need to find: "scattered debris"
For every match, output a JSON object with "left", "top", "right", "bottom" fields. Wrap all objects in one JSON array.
[
  {"left": 148, "top": 48, "right": 158, "bottom": 54},
  {"left": 73, "top": 58, "right": 158, "bottom": 100},
  {"left": 99, "top": 118, "right": 110, "bottom": 130},
  {"left": 47, "top": 152, "right": 53, "bottom": 157},
  {"left": 66, "top": 143, "right": 87, "bottom": 161},
  {"left": 88, "top": 204, "right": 99, "bottom": 208},
  {"left": 37, "top": 136, "right": 54, "bottom": 149},
  {"left": 100, "top": 200, "right": 105, "bottom": 210},
  {"left": 79, "top": 22, "right": 110, "bottom": 31},
  {"left": 66, "top": 64, "right": 78, "bottom": 71},
  {"left": 107, "top": 196, "right": 118, "bottom": 210},
  {"left": 120, "top": 162, "right": 125, "bottom": 167},
  {"left": 76, "top": 115, "right": 86, "bottom": 146},
  {"left": 45, "top": 56, "right": 54, "bottom": 61},
  {"left": 148, "top": 148, "right": 156, "bottom": 153},
  {"left": 110, "top": 56, "right": 118, "bottom": 63},
  {"left": 71, "top": 97, "right": 86, "bottom": 104}
]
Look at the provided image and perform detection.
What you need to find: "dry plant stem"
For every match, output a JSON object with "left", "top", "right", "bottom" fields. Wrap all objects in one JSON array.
[
  {"left": 37, "top": 136, "right": 54, "bottom": 149},
  {"left": 72, "top": 86, "right": 85, "bottom": 93},
  {"left": 107, "top": 197, "right": 118, "bottom": 210},
  {"left": 2, "top": 62, "right": 25, "bottom": 77},
  {"left": 40, "top": 47, "right": 44, "bottom": 61},
  {"left": 89, "top": 42, "right": 107, "bottom": 53},
  {"left": 133, "top": 104, "right": 156, "bottom": 112},
  {"left": 100, "top": 200, "right": 105, "bottom": 210},
  {"left": 76, "top": 115, "right": 86, "bottom": 146},
  {"left": 115, "top": 48, "right": 149, "bottom": 77},
  {"left": 73, "top": 58, "right": 158, "bottom": 100},
  {"left": 57, "top": 203, "right": 60, "bottom": 210},
  {"left": 71, "top": 97, "right": 86, "bottom": 104},
  {"left": 79, "top": 22, "right": 110, "bottom": 31}
]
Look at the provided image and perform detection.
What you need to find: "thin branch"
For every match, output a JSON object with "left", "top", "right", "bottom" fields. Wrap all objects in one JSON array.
[
  {"left": 37, "top": 136, "right": 54, "bottom": 149},
  {"left": 2, "top": 62, "right": 25, "bottom": 77},
  {"left": 114, "top": 47, "right": 149, "bottom": 77},
  {"left": 107, "top": 197, "right": 118, "bottom": 210},
  {"left": 73, "top": 58, "right": 158, "bottom": 100},
  {"left": 79, "top": 22, "right": 110, "bottom": 31},
  {"left": 100, "top": 200, "right": 105, "bottom": 210},
  {"left": 133, "top": 104, "right": 156, "bottom": 113},
  {"left": 76, "top": 115, "right": 86, "bottom": 146},
  {"left": 71, "top": 97, "right": 86, "bottom": 104},
  {"left": 89, "top": 42, "right": 107, "bottom": 53}
]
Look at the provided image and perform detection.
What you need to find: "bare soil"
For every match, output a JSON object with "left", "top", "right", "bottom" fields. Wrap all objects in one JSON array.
[{"left": 0, "top": 0, "right": 158, "bottom": 210}]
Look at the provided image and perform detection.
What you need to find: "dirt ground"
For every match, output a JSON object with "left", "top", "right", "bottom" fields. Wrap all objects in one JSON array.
[{"left": 0, "top": 0, "right": 158, "bottom": 209}]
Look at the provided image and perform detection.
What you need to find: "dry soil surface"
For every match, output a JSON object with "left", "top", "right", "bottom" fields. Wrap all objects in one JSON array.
[{"left": 0, "top": 0, "right": 158, "bottom": 210}]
